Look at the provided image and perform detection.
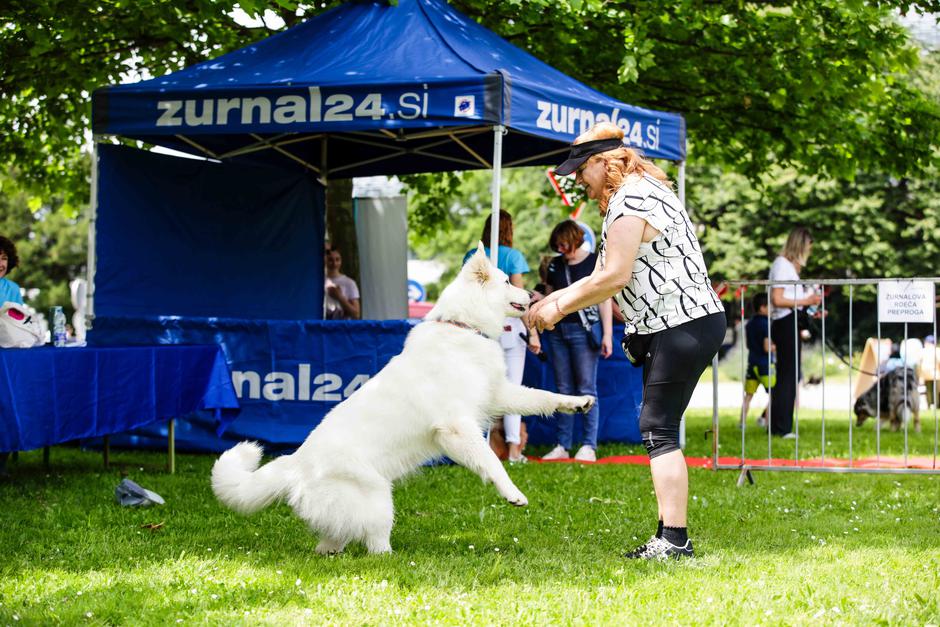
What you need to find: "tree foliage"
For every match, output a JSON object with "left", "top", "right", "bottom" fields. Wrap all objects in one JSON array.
[
  {"left": 2, "top": 0, "right": 939, "bottom": 213},
  {"left": 0, "top": 170, "right": 88, "bottom": 318},
  {"left": 0, "top": 0, "right": 324, "bottom": 213},
  {"left": 454, "top": 0, "right": 940, "bottom": 179}
]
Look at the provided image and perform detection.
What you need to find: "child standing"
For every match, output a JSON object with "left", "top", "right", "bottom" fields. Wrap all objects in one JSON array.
[{"left": 742, "top": 292, "right": 776, "bottom": 427}]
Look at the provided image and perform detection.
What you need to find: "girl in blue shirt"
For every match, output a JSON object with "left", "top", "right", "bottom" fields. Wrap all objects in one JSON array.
[{"left": 0, "top": 236, "right": 23, "bottom": 305}]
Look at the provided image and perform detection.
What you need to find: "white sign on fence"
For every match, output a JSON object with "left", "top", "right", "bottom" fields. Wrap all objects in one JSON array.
[{"left": 878, "top": 280, "right": 935, "bottom": 323}]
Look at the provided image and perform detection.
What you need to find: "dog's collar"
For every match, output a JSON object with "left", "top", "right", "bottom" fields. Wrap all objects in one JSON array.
[{"left": 433, "top": 319, "right": 497, "bottom": 341}]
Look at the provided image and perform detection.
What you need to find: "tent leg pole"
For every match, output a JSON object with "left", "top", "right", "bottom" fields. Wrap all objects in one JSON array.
[
  {"left": 168, "top": 418, "right": 176, "bottom": 474},
  {"left": 677, "top": 160, "right": 687, "bottom": 449},
  {"left": 489, "top": 125, "right": 505, "bottom": 265},
  {"left": 86, "top": 139, "right": 100, "bottom": 331}
]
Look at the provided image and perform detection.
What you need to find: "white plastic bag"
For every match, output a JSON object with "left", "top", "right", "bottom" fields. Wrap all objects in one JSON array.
[{"left": 0, "top": 301, "right": 45, "bottom": 348}]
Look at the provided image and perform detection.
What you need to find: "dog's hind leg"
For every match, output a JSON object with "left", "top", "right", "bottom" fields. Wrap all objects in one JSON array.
[
  {"left": 361, "top": 486, "right": 394, "bottom": 555},
  {"left": 315, "top": 535, "right": 349, "bottom": 555},
  {"left": 434, "top": 419, "right": 527, "bottom": 507}
]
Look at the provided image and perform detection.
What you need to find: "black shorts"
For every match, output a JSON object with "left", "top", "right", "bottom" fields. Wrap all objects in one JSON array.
[{"left": 636, "top": 313, "right": 726, "bottom": 458}]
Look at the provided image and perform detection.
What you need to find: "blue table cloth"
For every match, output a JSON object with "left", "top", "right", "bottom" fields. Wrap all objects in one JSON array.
[{"left": 0, "top": 344, "right": 239, "bottom": 452}]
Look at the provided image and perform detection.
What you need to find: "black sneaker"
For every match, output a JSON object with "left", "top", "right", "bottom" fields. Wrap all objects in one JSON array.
[
  {"left": 623, "top": 535, "right": 657, "bottom": 559},
  {"left": 626, "top": 536, "right": 694, "bottom": 560}
]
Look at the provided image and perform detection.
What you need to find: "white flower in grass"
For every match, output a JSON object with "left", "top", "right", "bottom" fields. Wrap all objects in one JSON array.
[
  {"left": 295, "top": 578, "right": 302, "bottom": 586},
  {"left": 12, "top": 614, "right": 19, "bottom": 621},
  {"left": 211, "top": 594, "right": 218, "bottom": 600},
  {"left": 513, "top": 537, "right": 519, "bottom": 543},
  {"left": 409, "top": 561, "right": 416, "bottom": 566},
  {"left": 494, "top": 548, "right": 500, "bottom": 552},
  {"left": 86, "top": 612, "right": 94, "bottom": 618},
  {"left": 468, "top": 545, "right": 474, "bottom": 550},
  {"left": 276, "top": 570, "right": 282, "bottom": 575},
  {"left": 176, "top": 620, "right": 184, "bottom": 624},
  {"left": 77, "top": 591, "right": 83, "bottom": 596}
]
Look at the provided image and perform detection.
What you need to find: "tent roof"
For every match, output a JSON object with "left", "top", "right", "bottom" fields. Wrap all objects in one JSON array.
[{"left": 93, "top": 0, "right": 685, "bottom": 177}]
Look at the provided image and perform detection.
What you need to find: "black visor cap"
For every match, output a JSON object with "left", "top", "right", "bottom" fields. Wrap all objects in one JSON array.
[{"left": 554, "top": 138, "right": 625, "bottom": 176}]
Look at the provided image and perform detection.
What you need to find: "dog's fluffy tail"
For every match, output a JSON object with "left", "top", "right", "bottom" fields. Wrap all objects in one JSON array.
[{"left": 211, "top": 441, "right": 292, "bottom": 515}]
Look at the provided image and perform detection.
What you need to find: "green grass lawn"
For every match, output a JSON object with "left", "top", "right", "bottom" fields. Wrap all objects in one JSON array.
[{"left": 2, "top": 411, "right": 938, "bottom": 625}]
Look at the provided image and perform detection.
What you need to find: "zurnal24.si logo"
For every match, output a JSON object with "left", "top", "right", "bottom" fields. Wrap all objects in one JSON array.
[{"left": 231, "top": 364, "right": 369, "bottom": 402}]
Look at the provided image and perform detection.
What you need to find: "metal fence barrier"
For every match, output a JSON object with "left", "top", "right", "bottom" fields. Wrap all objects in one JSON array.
[{"left": 710, "top": 278, "right": 940, "bottom": 482}]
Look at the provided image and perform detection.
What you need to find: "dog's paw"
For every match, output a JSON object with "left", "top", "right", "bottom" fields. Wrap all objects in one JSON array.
[
  {"left": 315, "top": 538, "right": 346, "bottom": 555},
  {"left": 576, "top": 395, "right": 596, "bottom": 414},
  {"left": 504, "top": 490, "right": 528, "bottom": 507},
  {"left": 559, "top": 395, "right": 595, "bottom": 414}
]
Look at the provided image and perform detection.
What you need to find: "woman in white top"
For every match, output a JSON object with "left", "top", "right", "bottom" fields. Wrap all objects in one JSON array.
[
  {"left": 767, "top": 227, "right": 822, "bottom": 437},
  {"left": 529, "top": 122, "right": 725, "bottom": 560}
]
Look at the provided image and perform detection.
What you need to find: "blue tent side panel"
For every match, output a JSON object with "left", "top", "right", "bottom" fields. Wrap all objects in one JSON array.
[{"left": 95, "top": 145, "right": 325, "bottom": 320}]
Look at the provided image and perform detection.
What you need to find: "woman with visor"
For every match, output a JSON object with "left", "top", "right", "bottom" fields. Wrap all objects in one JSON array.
[{"left": 527, "top": 122, "right": 725, "bottom": 560}]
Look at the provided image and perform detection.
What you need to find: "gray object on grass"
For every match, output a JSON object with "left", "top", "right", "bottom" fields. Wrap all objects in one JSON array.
[{"left": 115, "top": 478, "right": 165, "bottom": 507}]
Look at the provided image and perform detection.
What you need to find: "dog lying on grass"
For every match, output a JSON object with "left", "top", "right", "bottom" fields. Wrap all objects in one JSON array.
[
  {"left": 212, "top": 244, "right": 594, "bottom": 554},
  {"left": 854, "top": 366, "right": 920, "bottom": 433}
]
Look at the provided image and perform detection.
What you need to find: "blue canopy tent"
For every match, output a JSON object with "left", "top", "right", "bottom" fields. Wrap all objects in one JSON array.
[
  {"left": 91, "top": 0, "right": 685, "bottom": 284},
  {"left": 88, "top": 0, "right": 688, "bottom": 450}
]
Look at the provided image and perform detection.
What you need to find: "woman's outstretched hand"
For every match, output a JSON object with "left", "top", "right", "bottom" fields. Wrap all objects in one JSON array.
[{"left": 527, "top": 297, "right": 564, "bottom": 332}]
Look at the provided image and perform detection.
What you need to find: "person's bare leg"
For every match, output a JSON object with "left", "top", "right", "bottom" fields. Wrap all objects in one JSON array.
[
  {"left": 741, "top": 393, "right": 753, "bottom": 426},
  {"left": 650, "top": 450, "right": 688, "bottom": 527}
]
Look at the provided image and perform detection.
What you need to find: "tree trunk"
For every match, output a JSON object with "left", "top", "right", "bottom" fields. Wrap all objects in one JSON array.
[{"left": 325, "top": 177, "right": 359, "bottom": 287}]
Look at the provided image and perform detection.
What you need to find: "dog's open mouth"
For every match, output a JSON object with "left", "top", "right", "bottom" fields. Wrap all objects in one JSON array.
[{"left": 510, "top": 302, "right": 527, "bottom": 312}]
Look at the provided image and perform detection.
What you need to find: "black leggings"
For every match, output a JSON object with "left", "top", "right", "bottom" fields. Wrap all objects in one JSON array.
[
  {"left": 638, "top": 313, "right": 726, "bottom": 458},
  {"left": 769, "top": 313, "right": 800, "bottom": 435}
]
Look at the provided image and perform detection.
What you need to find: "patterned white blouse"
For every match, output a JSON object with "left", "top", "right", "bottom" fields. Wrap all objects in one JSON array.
[{"left": 599, "top": 174, "right": 724, "bottom": 335}]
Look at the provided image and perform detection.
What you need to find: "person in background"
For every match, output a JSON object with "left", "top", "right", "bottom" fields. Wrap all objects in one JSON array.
[
  {"left": 528, "top": 121, "right": 725, "bottom": 560},
  {"left": 741, "top": 292, "right": 775, "bottom": 427},
  {"left": 530, "top": 254, "right": 554, "bottom": 304},
  {"left": 540, "top": 220, "right": 613, "bottom": 462},
  {"left": 768, "top": 227, "right": 821, "bottom": 438},
  {"left": 463, "top": 210, "right": 539, "bottom": 463},
  {"left": 0, "top": 236, "right": 24, "bottom": 305},
  {"left": 324, "top": 246, "right": 361, "bottom": 320}
]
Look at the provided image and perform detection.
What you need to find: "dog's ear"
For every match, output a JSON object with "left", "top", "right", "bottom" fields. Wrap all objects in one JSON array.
[{"left": 465, "top": 244, "right": 491, "bottom": 285}]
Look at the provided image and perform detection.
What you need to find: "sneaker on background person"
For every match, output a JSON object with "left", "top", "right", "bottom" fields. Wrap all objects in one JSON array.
[
  {"left": 541, "top": 445, "right": 569, "bottom": 460},
  {"left": 573, "top": 445, "right": 596, "bottom": 462}
]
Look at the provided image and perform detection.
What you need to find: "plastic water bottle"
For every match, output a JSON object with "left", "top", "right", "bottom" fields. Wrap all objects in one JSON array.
[{"left": 51, "top": 306, "right": 67, "bottom": 347}]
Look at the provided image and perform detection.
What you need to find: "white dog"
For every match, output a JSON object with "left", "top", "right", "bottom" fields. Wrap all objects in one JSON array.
[{"left": 211, "top": 244, "right": 595, "bottom": 554}]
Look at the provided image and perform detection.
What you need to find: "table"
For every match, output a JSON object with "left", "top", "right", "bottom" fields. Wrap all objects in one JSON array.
[{"left": 0, "top": 344, "right": 239, "bottom": 472}]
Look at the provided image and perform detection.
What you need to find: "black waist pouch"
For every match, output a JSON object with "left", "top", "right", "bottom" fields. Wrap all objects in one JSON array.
[{"left": 621, "top": 330, "right": 651, "bottom": 366}]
